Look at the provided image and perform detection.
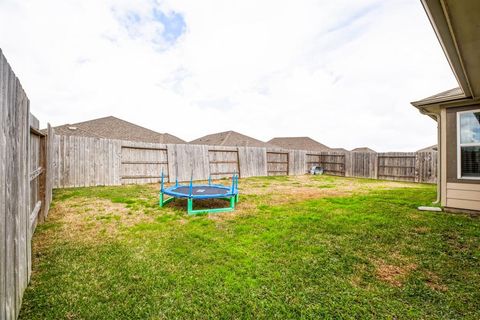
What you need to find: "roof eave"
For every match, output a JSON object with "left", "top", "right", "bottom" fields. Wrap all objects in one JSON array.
[
  {"left": 410, "top": 92, "right": 467, "bottom": 109},
  {"left": 421, "top": 0, "right": 474, "bottom": 98}
]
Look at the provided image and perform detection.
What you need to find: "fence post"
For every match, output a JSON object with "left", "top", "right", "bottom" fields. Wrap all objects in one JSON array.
[
  {"left": 344, "top": 152, "right": 352, "bottom": 177},
  {"left": 414, "top": 152, "right": 420, "bottom": 183}
]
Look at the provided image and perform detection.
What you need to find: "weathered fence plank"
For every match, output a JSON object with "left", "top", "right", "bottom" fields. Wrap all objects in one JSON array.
[
  {"left": 0, "top": 48, "right": 7, "bottom": 319},
  {"left": 5, "top": 54, "right": 18, "bottom": 319}
]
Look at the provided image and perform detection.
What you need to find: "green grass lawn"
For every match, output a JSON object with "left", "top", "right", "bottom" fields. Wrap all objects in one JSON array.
[{"left": 19, "top": 175, "right": 480, "bottom": 319}]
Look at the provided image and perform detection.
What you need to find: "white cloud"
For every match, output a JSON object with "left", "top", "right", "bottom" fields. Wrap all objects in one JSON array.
[{"left": 0, "top": 0, "right": 457, "bottom": 151}]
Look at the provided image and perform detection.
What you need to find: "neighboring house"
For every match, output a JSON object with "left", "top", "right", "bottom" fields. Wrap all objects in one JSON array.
[
  {"left": 49, "top": 116, "right": 186, "bottom": 144},
  {"left": 411, "top": 0, "right": 480, "bottom": 213},
  {"left": 190, "top": 130, "right": 273, "bottom": 148},
  {"left": 267, "top": 137, "right": 331, "bottom": 152},
  {"left": 331, "top": 147, "right": 349, "bottom": 153},
  {"left": 417, "top": 145, "right": 438, "bottom": 153},
  {"left": 351, "top": 147, "right": 376, "bottom": 153}
]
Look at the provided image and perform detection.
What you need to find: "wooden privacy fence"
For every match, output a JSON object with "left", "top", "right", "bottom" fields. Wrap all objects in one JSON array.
[
  {"left": 1, "top": 50, "right": 55, "bottom": 320},
  {"left": 50, "top": 135, "right": 438, "bottom": 188}
]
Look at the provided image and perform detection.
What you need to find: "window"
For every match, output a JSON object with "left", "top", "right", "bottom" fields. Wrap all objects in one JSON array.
[{"left": 457, "top": 109, "right": 480, "bottom": 179}]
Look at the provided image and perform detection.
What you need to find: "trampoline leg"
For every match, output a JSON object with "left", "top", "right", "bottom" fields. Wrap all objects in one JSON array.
[
  {"left": 187, "top": 198, "right": 193, "bottom": 213},
  {"left": 187, "top": 197, "right": 236, "bottom": 215},
  {"left": 159, "top": 192, "right": 174, "bottom": 207},
  {"left": 235, "top": 194, "right": 239, "bottom": 203}
]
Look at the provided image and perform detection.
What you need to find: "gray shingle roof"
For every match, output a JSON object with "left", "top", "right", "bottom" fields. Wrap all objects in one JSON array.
[
  {"left": 267, "top": 137, "right": 331, "bottom": 151},
  {"left": 190, "top": 131, "right": 273, "bottom": 148},
  {"left": 351, "top": 147, "right": 376, "bottom": 153},
  {"left": 411, "top": 87, "right": 465, "bottom": 106},
  {"left": 417, "top": 145, "right": 438, "bottom": 152},
  {"left": 50, "top": 116, "right": 186, "bottom": 144}
]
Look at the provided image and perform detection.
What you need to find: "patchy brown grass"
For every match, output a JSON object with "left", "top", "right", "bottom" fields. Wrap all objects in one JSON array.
[
  {"left": 42, "top": 198, "right": 155, "bottom": 244},
  {"left": 39, "top": 175, "right": 427, "bottom": 245},
  {"left": 425, "top": 271, "right": 448, "bottom": 292},
  {"left": 238, "top": 175, "right": 420, "bottom": 207},
  {"left": 373, "top": 255, "right": 417, "bottom": 287}
]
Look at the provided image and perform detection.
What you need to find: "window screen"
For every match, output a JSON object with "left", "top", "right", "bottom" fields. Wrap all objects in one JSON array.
[{"left": 458, "top": 111, "right": 480, "bottom": 178}]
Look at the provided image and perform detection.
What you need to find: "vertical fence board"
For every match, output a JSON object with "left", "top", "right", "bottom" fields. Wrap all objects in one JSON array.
[
  {"left": 0, "top": 49, "right": 6, "bottom": 319},
  {"left": 5, "top": 60, "right": 17, "bottom": 319}
]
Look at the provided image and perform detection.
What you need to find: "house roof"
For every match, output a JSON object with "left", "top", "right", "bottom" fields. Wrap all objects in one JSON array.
[
  {"left": 49, "top": 116, "right": 186, "bottom": 144},
  {"left": 331, "top": 147, "right": 349, "bottom": 153},
  {"left": 267, "top": 137, "right": 331, "bottom": 151},
  {"left": 351, "top": 147, "right": 376, "bottom": 153},
  {"left": 190, "top": 131, "right": 273, "bottom": 148},
  {"left": 417, "top": 144, "right": 438, "bottom": 152},
  {"left": 411, "top": 87, "right": 466, "bottom": 107},
  {"left": 412, "top": 0, "right": 480, "bottom": 111}
]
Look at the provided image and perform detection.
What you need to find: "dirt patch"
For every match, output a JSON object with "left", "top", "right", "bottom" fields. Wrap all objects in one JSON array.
[{"left": 373, "top": 257, "right": 417, "bottom": 287}]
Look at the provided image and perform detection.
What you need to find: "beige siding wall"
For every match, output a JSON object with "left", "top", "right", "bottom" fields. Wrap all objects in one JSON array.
[
  {"left": 446, "top": 183, "right": 480, "bottom": 211},
  {"left": 440, "top": 104, "right": 480, "bottom": 212}
]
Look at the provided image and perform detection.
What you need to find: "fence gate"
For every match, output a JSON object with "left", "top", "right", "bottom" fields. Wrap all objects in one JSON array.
[
  {"left": 267, "top": 152, "right": 289, "bottom": 176},
  {"left": 416, "top": 152, "right": 437, "bottom": 183},
  {"left": 208, "top": 149, "right": 240, "bottom": 179},
  {"left": 120, "top": 146, "right": 168, "bottom": 184},
  {"left": 377, "top": 153, "right": 416, "bottom": 182}
]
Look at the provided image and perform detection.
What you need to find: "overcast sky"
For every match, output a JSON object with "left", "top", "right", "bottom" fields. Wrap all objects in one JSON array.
[{"left": 0, "top": 0, "right": 458, "bottom": 151}]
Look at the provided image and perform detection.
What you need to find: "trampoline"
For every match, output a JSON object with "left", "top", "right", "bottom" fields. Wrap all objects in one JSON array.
[{"left": 159, "top": 172, "right": 239, "bottom": 215}]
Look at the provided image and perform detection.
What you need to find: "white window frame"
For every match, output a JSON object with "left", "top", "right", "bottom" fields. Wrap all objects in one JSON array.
[{"left": 457, "top": 109, "right": 480, "bottom": 180}]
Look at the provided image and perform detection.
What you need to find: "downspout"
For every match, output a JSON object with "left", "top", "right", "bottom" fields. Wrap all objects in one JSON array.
[{"left": 419, "top": 108, "right": 441, "bottom": 204}]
